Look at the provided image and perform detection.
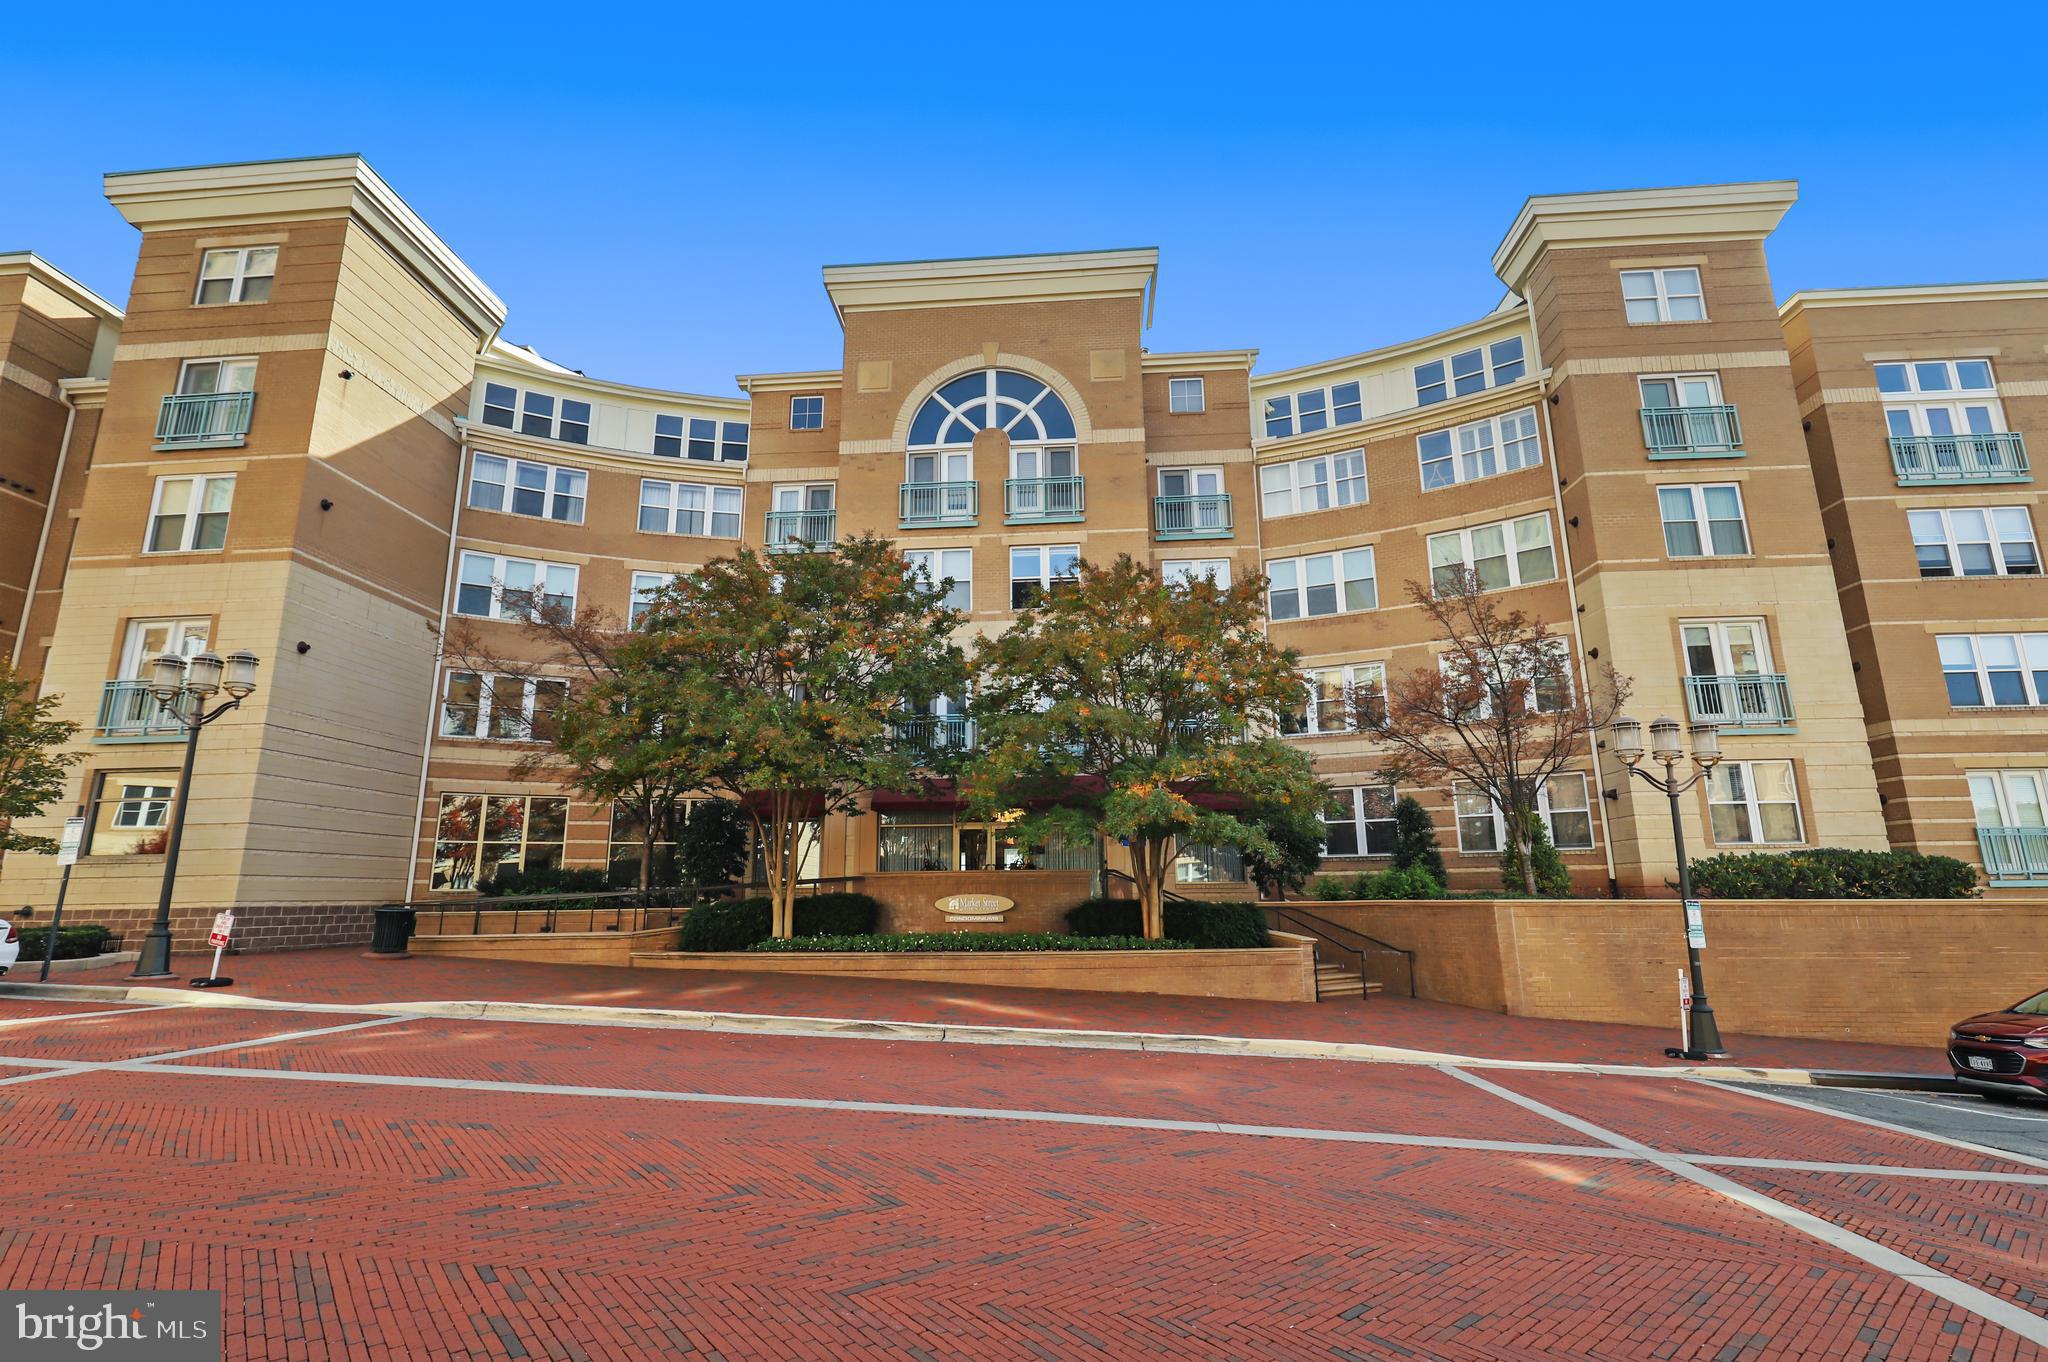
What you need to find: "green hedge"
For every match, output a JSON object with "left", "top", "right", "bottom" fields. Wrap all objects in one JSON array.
[
  {"left": 1062, "top": 898, "right": 1270, "bottom": 948},
  {"left": 1685, "top": 848, "right": 1978, "bottom": 900},
  {"left": 477, "top": 865, "right": 612, "bottom": 898},
  {"left": 16, "top": 924, "right": 112, "bottom": 961},
  {"left": 677, "top": 892, "right": 884, "bottom": 951},
  {"left": 1310, "top": 865, "right": 1448, "bottom": 901},
  {"left": 749, "top": 932, "right": 1185, "bottom": 953}
]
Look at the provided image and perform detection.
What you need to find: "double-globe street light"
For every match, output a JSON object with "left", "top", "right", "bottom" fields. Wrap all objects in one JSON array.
[
  {"left": 129, "top": 648, "right": 260, "bottom": 980},
  {"left": 1609, "top": 714, "right": 1729, "bottom": 1060}
]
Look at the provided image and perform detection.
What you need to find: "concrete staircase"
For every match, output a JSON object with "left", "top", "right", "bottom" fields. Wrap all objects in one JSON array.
[{"left": 1313, "top": 961, "right": 1380, "bottom": 1001}]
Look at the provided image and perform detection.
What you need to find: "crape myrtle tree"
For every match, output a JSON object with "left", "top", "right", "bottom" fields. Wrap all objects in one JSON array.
[
  {"left": 967, "top": 556, "right": 1324, "bottom": 940},
  {"left": 1353, "top": 569, "right": 1629, "bottom": 897},
  {"left": 0, "top": 661, "right": 82, "bottom": 859},
  {"left": 621, "top": 534, "right": 966, "bottom": 938},
  {"left": 437, "top": 600, "right": 697, "bottom": 892}
]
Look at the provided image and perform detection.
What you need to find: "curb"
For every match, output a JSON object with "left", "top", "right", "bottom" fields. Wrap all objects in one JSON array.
[{"left": 0, "top": 978, "right": 1950, "bottom": 1087}]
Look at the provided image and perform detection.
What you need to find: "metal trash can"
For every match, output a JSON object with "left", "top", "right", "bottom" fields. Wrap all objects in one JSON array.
[{"left": 370, "top": 904, "right": 416, "bottom": 955}]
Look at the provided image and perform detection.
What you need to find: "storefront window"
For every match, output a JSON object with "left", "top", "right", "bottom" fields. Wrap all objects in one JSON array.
[{"left": 432, "top": 793, "right": 568, "bottom": 891}]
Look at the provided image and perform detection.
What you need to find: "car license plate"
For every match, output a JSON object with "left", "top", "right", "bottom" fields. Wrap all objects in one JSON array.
[{"left": 1968, "top": 1056, "right": 1994, "bottom": 1071}]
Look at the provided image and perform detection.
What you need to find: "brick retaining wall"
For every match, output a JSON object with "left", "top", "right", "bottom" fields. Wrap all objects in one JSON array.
[{"left": 11, "top": 902, "right": 378, "bottom": 955}]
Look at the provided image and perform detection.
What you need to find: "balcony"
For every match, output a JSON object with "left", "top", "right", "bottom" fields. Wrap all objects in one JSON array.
[
  {"left": 1683, "top": 673, "right": 1795, "bottom": 732},
  {"left": 1154, "top": 493, "right": 1233, "bottom": 540},
  {"left": 764, "top": 509, "right": 837, "bottom": 552},
  {"left": 1979, "top": 826, "right": 2048, "bottom": 886},
  {"left": 899, "top": 480, "right": 978, "bottom": 528},
  {"left": 155, "top": 391, "right": 254, "bottom": 448},
  {"left": 1004, "top": 476, "right": 1085, "bottom": 524},
  {"left": 1641, "top": 405, "right": 1742, "bottom": 458},
  {"left": 890, "top": 713, "right": 976, "bottom": 756},
  {"left": 95, "top": 679, "right": 182, "bottom": 741},
  {"left": 1890, "top": 432, "right": 2029, "bottom": 485}
]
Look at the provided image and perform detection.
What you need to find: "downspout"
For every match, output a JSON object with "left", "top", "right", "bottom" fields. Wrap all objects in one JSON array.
[
  {"left": 1532, "top": 351, "right": 1620, "bottom": 895},
  {"left": 10, "top": 397, "right": 79, "bottom": 670},
  {"left": 403, "top": 439, "right": 470, "bottom": 898}
]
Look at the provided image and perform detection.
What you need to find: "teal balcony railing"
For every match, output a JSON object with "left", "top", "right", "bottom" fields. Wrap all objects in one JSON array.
[
  {"left": 1004, "top": 476, "right": 1085, "bottom": 523},
  {"left": 890, "top": 713, "right": 976, "bottom": 756},
  {"left": 1641, "top": 404, "right": 1742, "bottom": 457},
  {"left": 764, "top": 509, "right": 837, "bottom": 551},
  {"left": 1890, "top": 432, "right": 2029, "bottom": 485},
  {"left": 1684, "top": 673, "right": 1795, "bottom": 731},
  {"left": 1154, "top": 493, "right": 1233, "bottom": 540},
  {"left": 899, "top": 480, "right": 978, "bottom": 526},
  {"left": 95, "top": 679, "right": 182, "bottom": 741},
  {"left": 155, "top": 391, "right": 254, "bottom": 447},
  {"left": 1979, "top": 825, "right": 2048, "bottom": 885}
]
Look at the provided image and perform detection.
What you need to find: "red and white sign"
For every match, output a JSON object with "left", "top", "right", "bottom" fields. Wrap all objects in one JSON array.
[{"left": 207, "top": 912, "right": 236, "bottom": 948}]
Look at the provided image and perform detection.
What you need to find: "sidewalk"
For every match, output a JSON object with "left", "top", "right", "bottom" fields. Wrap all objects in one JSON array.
[{"left": 22, "top": 946, "right": 1947, "bottom": 1075}]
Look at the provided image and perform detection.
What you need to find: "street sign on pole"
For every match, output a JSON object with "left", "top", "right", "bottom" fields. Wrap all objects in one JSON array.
[
  {"left": 56, "top": 818, "right": 84, "bottom": 867},
  {"left": 1678, "top": 969, "right": 1692, "bottom": 1052},
  {"left": 193, "top": 911, "right": 236, "bottom": 989},
  {"left": 1683, "top": 899, "right": 1706, "bottom": 949}
]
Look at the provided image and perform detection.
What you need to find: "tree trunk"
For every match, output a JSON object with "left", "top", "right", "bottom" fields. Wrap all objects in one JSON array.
[
  {"left": 639, "top": 795, "right": 656, "bottom": 893},
  {"left": 1516, "top": 833, "right": 1537, "bottom": 896},
  {"left": 1132, "top": 837, "right": 1168, "bottom": 940}
]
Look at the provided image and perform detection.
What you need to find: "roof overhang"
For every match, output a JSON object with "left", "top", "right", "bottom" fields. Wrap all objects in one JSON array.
[
  {"left": 1140, "top": 348, "right": 1258, "bottom": 373},
  {"left": 1492, "top": 180, "right": 1797, "bottom": 294},
  {"left": 820, "top": 247, "right": 1158, "bottom": 327},
  {"left": 0, "top": 251, "right": 125, "bottom": 322},
  {"left": 735, "top": 369, "right": 843, "bottom": 394},
  {"left": 103, "top": 154, "right": 507, "bottom": 341},
  {"left": 1780, "top": 279, "right": 2048, "bottom": 320}
]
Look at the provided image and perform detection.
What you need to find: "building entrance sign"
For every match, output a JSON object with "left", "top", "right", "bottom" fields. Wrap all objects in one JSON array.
[{"left": 939, "top": 893, "right": 1013, "bottom": 923}]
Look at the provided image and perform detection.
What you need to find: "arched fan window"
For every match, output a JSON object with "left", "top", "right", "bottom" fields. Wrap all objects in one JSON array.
[{"left": 907, "top": 370, "right": 1076, "bottom": 448}]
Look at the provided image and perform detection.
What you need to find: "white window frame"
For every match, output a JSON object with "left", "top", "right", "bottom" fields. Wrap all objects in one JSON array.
[
  {"left": 468, "top": 454, "right": 587, "bottom": 524},
  {"left": 1438, "top": 640, "right": 1573, "bottom": 719},
  {"left": 1909, "top": 506, "right": 2039, "bottom": 579},
  {"left": 440, "top": 671, "right": 569, "bottom": 742},
  {"left": 903, "top": 548, "right": 974, "bottom": 613},
  {"left": 1658, "top": 483, "right": 1750, "bottom": 558},
  {"left": 1009, "top": 545, "right": 1080, "bottom": 609},
  {"left": 454, "top": 551, "right": 580, "bottom": 622},
  {"left": 1427, "top": 513, "right": 1556, "bottom": 594},
  {"left": 119, "top": 618, "right": 210, "bottom": 679},
  {"left": 1293, "top": 661, "right": 1386, "bottom": 735},
  {"left": 1161, "top": 558, "right": 1232, "bottom": 588},
  {"left": 1680, "top": 619, "right": 1772, "bottom": 679},
  {"left": 1939, "top": 633, "right": 2048, "bottom": 709},
  {"left": 1417, "top": 407, "right": 1542, "bottom": 491},
  {"left": 1637, "top": 372, "right": 1724, "bottom": 409},
  {"left": 789, "top": 395, "right": 824, "bottom": 431},
  {"left": 175, "top": 357, "right": 257, "bottom": 395},
  {"left": 1413, "top": 338, "right": 1526, "bottom": 407},
  {"left": 638, "top": 479, "right": 742, "bottom": 538},
  {"left": 629, "top": 571, "right": 678, "bottom": 626},
  {"left": 1970, "top": 770, "right": 2047, "bottom": 835},
  {"left": 1454, "top": 774, "right": 1595, "bottom": 853},
  {"left": 1265, "top": 547, "right": 1378, "bottom": 622},
  {"left": 1168, "top": 377, "right": 1206, "bottom": 414},
  {"left": 1261, "top": 379, "right": 1364, "bottom": 440},
  {"left": 194, "top": 246, "right": 277, "bottom": 305},
  {"left": 144, "top": 474, "right": 236, "bottom": 554},
  {"left": 1321, "top": 784, "right": 1398, "bottom": 857},
  {"left": 1707, "top": 759, "right": 1805, "bottom": 846},
  {"left": 1620, "top": 267, "right": 1706, "bottom": 324},
  {"left": 1259, "top": 451, "right": 1368, "bottom": 519},
  {"left": 1878, "top": 359, "right": 2008, "bottom": 444}
]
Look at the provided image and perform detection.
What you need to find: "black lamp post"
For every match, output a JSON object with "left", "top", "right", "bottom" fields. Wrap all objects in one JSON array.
[
  {"left": 1609, "top": 713, "right": 1729, "bottom": 1060},
  {"left": 129, "top": 648, "right": 260, "bottom": 980}
]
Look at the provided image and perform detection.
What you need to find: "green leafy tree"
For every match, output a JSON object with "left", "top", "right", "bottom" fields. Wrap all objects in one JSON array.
[
  {"left": 677, "top": 798, "right": 750, "bottom": 886},
  {"left": 1390, "top": 795, "right": 1447, "bottom": 887},
  {"left": 0, "top": 661, "right": 82, "bottom": 857},
  {"left": 1499, "top": 816, "right": 1572, "bottom": 896},
  {"left": 621, "top": 534, "right": 965, "bottom": 937},
  {"left": 967, "top": 556, "right": 1324, "bottom": 939},
  {"left": 1242, "top": 795, "right": 1326, "bottom": 899}
]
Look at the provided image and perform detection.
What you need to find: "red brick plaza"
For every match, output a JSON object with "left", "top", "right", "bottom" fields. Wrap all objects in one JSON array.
[{"left": 1, "top": 955, "right": 2043, "bottom": 1361}]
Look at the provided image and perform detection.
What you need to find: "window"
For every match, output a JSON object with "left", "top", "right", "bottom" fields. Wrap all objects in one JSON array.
[
  {"left": 1620, "top": 267, "right": 1705, "bottom": 324},
  {"left": 1168, "top": 377, "right": 1206, "bottom": 414},
  {"left": 610, "top": 800, "right": 687, "bottom": 886},
  {"left": 482, "top": 383, "right": 517, "bottom": 429},
  {"left": 468, "top": 454, "right": 586, "bottom": 524},
  {"left": 1639, "top": 372, "right": 1722, "bottom": 410},
  {"left": 653, "top": 414, "right": 685, "bottom": 457},
  {"left": 1261, "top": 380, "right": 1363, "bottom": 439},
  {"left": 118, "top": 619, "right": 209, "bottom": 679},
  {"left": 1413, "top": 338, "right": 1526, "bottom": 408},
  {"left": 1909, "top": 507, "right": 2038, "bottom": 578},
  {"left": 1453, "top": 775, "right": 1595, "bottom": 853},
  {"left": 431, "top": 793, "right": 568, "bottom": 891},
  {"left": 454, "top": 551, "right": 579, "bottom": 621},
  {"left": 1161, "top": 558, "right": 1232, "bottom": 588},
  {"left": 1266, "top": 547, "right": 1377, "bottom": 621},
  {"left": 1285, "top": 662, "right": 1385, "bottom": 735},
  {"left": 1707, "top": 761, "right": 1804, "bottom": 845},
  {"left": 1659, "top": 484, "right": 1749, "bottom": 558},
  {"left": 1939, "top": 633, "right": 2048, "bottom": 708},
  {"left": 84, "top": 769, "right": 179, "bottom": 856},
  {"left": 1010, "top": 545, "right": 1080, "bottom": 608},
  {"left": 1427, "top": 514, "right": 1556, "bottom": 593},
  {"left": 722, "top": 421, "right": 749, "bottom": 461},
  {"left": 876, "top": 813, "right": 1095, "bottom": 872},
  {"left": 1878, "top": 360, "right": 2005, "bottom": 446},
  {"left": 195, "top": 246, "right": 276, "bottom": 305},
  {"left": 177, "top": 358, "right": 256, "bottom": 396},
  {"left": 904, "top": 548, "right": 973, "bottom": 613},
  {"left": 514, "top": 391, "right": 593, "bottom": 444},
  {"left": 685, "top": 418, "right": 718, "bottom": 460},
  {"left": 639, "top": 479, "right": 742, "bottom": 538},
  {"left": 1417, "top": 408, "right": 1542, "bottom": 490},
  {"left": 877, "top": 813, "right": 954, "bottom": 872},
  {"left": 1439, "top": 641, "right": 1572, "bottom": 719},
  {"left": 1321, "top": 785, "right": 1397, "bottom": 857},
  {"left": 145, "top": 475, "right": 235, "bottom": 553},
  {"left": 1173, "top": 843, "right": 1245, "bottom": 883},
  {"left": 629, "top": 571, "right": 677, "bottom": 626},
  {"left": 790, "top": 395, "right": 824, "bottom": 430},
  {"left": 440, "top": 671, "right": 568, "bottom": 741},
  {"left": 910, "top": 369, "right": 1076, "bottom": 448},
  {"left": 1260, "top": 451, "right": 1368, "bottom": 519},
  {"left": 1970, "top": 771, "right": 2047, "bottom": 847}
]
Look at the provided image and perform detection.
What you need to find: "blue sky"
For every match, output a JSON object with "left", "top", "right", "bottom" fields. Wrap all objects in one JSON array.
[{"left": 7, "top": 3, "right": 2046, "bottom": 396}]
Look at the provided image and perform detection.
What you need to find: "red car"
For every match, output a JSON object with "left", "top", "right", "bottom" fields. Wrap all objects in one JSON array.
[{"left": 1949, "top": 988, "right": 2048, "bottom": 1101}]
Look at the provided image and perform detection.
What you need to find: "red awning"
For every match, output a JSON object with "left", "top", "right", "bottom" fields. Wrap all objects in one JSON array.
[{"left": 869, "top": 778, "right": 963, "bottom": 812}]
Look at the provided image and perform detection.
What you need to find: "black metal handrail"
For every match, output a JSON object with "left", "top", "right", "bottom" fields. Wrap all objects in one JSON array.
[
  {"left": 402, "top": 875, "right": 869, "bottom": 938},
  {"left": 1267, "top": 905, "right": 1417, "bottom": 999}
]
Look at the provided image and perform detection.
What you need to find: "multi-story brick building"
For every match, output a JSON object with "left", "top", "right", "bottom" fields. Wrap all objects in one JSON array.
[{"left": 1, "top": 158, "right": 2040, "bottom": 948}]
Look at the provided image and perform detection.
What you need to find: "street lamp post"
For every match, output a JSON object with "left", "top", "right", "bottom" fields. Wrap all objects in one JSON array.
[
  {"left": 1609, "top": 713, "right": 1729, "bottom": 1060},
  {"left": 129, "top": 649, "right": 260, "bottom": 980}
]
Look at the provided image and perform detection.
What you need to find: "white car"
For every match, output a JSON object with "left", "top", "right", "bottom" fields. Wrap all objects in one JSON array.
[{"left": 0, "top": 918, "right": 19, "bottom": 975}]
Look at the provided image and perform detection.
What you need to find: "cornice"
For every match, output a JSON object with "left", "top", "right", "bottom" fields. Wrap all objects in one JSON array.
[
  {"left": 1780, "top": 279, "right": 2048, "bottom": 318},
  {"left": 1253, "top": 308, "right": 1528, "bottom": 392},
  {"left": 735, "top": 369, "right": 842, "bottom": 393},
  {"left": 1140, "top": 349, "right": 1258, "bottom": 372},
  {"left": 0, "top": 251, "right": 125, "bottom": 321},
  {"left": 1492, "top": 180, "right": 1798, "bottom": 293},
  {"left": 821, "top": 248, "right": 1158, "bottom": 326}
]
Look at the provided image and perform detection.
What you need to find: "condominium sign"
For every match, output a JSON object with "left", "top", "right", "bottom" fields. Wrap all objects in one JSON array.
[{"left": 938, "top": 894, "right": 1012, "bottom": 923}]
